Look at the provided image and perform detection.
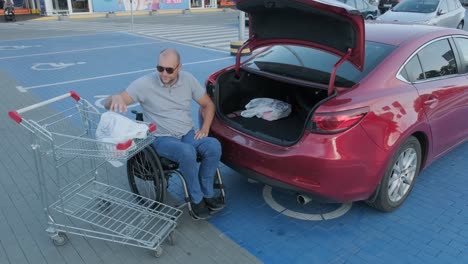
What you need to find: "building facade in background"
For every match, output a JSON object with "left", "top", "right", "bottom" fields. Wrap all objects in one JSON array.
[{"left": 0, "top": 0, "right": 226, "bottom": 16}]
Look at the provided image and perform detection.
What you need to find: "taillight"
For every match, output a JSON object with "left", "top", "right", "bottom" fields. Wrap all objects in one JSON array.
[{"left": 311, "top": 107, "right": 368, "bottom": 134}]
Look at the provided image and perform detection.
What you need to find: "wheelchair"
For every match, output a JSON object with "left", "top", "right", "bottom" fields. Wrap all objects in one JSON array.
[{"left": 126, "top": 110, "right": 226, "bottom": 220}]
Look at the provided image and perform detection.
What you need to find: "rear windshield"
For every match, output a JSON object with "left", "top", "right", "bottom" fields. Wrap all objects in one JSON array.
[{"left": 243, "top": 41, "right": 396, "bottom": 88}]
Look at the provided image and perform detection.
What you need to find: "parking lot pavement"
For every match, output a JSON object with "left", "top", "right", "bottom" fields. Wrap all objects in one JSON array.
[
  {"left": 0, "top": 32, "right": 259, "bottom": 264},
  {"left": 1, "top": 27, "right": 468, "bottom": 264}
]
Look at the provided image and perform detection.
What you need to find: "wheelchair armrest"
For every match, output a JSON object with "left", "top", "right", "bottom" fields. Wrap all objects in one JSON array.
[{"left": 131, "top": 110, "right": 144, "bottom": 121}]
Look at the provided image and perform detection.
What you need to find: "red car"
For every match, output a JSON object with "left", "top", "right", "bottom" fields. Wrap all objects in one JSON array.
[{"left": 202, "top": 0, "right": 468, "bottom": 211}]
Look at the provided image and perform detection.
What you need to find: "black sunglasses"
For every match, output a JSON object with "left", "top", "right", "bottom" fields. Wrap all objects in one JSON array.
[{"left": 156, "top": 64, "right": 179, "bottom": 74}]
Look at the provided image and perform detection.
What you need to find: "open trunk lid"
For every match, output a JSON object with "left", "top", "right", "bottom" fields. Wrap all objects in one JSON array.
[
  {"left": 236, "top": 0, "right": 365, "bottom": 69},
  {"left": 235, "top": 0, "right": 365, "bottom": 94}
]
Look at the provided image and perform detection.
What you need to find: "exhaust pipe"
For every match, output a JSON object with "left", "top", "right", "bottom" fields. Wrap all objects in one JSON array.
[{"left": 296, "top": 194, "right": 312, "bottom": 205}]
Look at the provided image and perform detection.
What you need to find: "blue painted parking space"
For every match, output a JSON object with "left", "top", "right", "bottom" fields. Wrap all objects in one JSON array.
[{"left": 1, "top": 32, "right": 468, "bottom": 264}]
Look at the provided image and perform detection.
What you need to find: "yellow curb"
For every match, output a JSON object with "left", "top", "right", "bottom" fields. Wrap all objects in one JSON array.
[
  {"left": 155, "top": 9, "right": 186, "bottom": 14},
  {"left": 71, "top": 14, "right": 107, "bottom": 19},
  {"left": 32, "top": 16, "right": 57, "bottom": 21},
  {"left": 114, "top": 12, "right": 148, "bottom": 17}
]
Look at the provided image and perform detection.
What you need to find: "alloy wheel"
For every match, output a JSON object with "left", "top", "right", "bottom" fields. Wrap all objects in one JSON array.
[{"left": 387, "top": 148, "right": 417, "bottom": 203}]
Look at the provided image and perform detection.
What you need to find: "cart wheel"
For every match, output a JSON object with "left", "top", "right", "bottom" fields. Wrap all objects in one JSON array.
[
  {"left": 154, "top": 247, "right": 163, "bottom": 258},
  {"left": 127, "top": 147, "right": 166, "bottom": 204},
  {"left": 53, "top": 232, "right": 68, "bottom": 246},
  {"left": 167, "top": 231, "right": 176, "bottom": 246}
]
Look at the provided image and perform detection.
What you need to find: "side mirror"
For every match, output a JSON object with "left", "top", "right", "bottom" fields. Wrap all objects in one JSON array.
[{"left": 437, "top": 9, "right": 446, "bottom": 15}]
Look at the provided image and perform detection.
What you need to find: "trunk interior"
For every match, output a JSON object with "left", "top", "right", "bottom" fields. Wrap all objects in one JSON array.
[{"left": 216, "top": 69, "right": 330, "bottom": 145}]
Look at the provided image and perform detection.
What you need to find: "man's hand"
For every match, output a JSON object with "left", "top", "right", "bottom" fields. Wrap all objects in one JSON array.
[
  {"left": 194, "top": 129, "right": 209, "bottom": 140},
  {"left": 195, "top": 94, "right": 215, "bottom": 140},
  {"left": 109, "top": 95, "right": 128, "bottom": 112}
]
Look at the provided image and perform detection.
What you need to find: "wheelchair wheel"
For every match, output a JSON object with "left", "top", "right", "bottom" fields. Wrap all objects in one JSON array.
[{"left": 127, "top": 147, "right": 166, "bottom": 203}]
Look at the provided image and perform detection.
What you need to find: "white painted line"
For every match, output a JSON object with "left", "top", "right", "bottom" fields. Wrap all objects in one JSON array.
[
  {"left": 18, "top": 56, "right": 233, "bottom": 91},
  {"left": 0, "top": 32, "right": 124, "bottom": 43},
  {"left": 262, "top": 185, "right": 353, "bottom": 221},
  {"left": 16, "top": 86, "right": 27, "bottom": 93},
  {"left": 145, "top": 27, "right": 233, "bottom": 37},
  {"left": 0, "top": 42, "right": 164, "bottom": 60},
  {"left": 126, "top": 32, "right": 231, "bottom": 54},
  {"left": 178, "top": 33, "right": 238, "bottom": 43},
  {"left": 262, "top": 186, "right": 287, "bottom": 213}
]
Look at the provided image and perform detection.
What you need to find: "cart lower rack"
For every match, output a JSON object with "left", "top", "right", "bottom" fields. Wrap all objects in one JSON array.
[{"left": 49, "top": 178, "right": 181, "bottom": 249}]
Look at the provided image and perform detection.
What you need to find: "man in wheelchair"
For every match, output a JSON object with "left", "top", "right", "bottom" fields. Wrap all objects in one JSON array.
[{"left": 105, "top": 48, "right": 224, "bottom": 219}]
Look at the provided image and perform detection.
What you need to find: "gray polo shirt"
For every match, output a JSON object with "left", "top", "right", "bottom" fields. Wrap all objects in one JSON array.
[{"left": 126, "top": 71, "right": 205, "bottom": 139}]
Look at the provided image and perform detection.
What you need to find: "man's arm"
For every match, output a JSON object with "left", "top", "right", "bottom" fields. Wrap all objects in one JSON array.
[
  {"left": 195, "top": 94, "right": 215, "bottom": 140},
  {"left": 104, "top": 91, "right": 134, "bottom": 112}
]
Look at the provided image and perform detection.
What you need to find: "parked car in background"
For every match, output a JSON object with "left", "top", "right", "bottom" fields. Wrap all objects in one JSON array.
[
  {"left": 377, "top": 0, "right": 465, "bottom": 29},
  {"left": 337, "top": 0, "right": 380, "bottom": 19},
  {"left": 203, "top": 0, "right": 468, "bottom": 212},
  {"left": 378, "top": 0, "right": 402, "bottom": 14}
]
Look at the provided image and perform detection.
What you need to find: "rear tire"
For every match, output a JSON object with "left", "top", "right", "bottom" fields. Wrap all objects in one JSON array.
[
  {"left": 367, "top": 136, "right": 421, "bottom": 212},
  {"left": 127, "top": 147, "right": 166, "bottom": 203},
  {"left": 457, "top": 21, "right": 464, "bottom": 30}
]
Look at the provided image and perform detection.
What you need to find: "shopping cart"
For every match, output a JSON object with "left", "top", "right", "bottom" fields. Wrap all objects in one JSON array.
[{"left": 8, "top": 91, "right": 182, "bottom": 257}]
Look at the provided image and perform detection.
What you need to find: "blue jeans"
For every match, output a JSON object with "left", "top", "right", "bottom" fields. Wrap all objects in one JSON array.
[{"left": 152, "top": 130, "right": 222, "bottom": 204}]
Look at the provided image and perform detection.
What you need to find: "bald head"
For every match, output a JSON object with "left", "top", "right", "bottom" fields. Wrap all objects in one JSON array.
[
  {"left": 157, "top": 48, "right": 181, "bottom": 86},
  {"left": 159, "top": 48, "right": 180, "bottom": 65}
]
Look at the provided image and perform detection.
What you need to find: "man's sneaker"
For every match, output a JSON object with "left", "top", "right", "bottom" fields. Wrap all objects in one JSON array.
[
  {"left": 204, "top": 197, "right": 224, "bottom": 211},
  {"left": 190, "top": 200, "right": 210, "bottom": 220}
]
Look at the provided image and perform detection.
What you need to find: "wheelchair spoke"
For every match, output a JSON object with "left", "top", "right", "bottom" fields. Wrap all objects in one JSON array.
[{"left": 127, "top": 147, "right": 165, "bottom": 203}]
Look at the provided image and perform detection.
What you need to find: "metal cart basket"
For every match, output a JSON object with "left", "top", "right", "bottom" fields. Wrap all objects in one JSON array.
[{"left": 8, "top": 91, "right": 182, "bottom": 257}]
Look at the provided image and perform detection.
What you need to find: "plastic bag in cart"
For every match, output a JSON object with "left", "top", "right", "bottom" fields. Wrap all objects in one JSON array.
[{"left": 96, "top": 111, "right": 149, "bottom": 167}]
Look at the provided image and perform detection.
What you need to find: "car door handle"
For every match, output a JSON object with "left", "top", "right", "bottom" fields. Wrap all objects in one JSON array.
[{"left": 424, "top": 98, "right": 438, "bottom": 105}]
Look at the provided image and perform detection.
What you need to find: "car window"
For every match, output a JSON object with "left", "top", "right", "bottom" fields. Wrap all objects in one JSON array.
[
  {"left": 417, "top": 39, "right": 458, "bottom": 79},
  {"left": 392, "top": 0, "right": 439, "bottom": 13},
  {"left": 356, "top": 0, "right": 365, "bottom": 9},
  {"left": 453, "top": 37, "right": 468, "bottom": 73},
  {"left": 243, "top": 42, "right": 396, "bottom": 88},
  {"left": 446, "top": 0, "right": 456, "bottom": 11},
  {"left": 363, "top": 0, "right": 369, "bottom": 8},
  {"left": 337, "top": 0, "right": 357, "bottom": 8},
  {"left": 439, "top": 0, "right": 448, "bottom": 12},
  {"left": 402, "top": 56, "right": 425, "bottom": 82}
]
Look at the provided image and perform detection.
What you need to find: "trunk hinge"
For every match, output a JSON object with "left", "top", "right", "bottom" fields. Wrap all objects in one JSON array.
[
  {"left": 328, "top": 48, "right": 352, "bottom": 96},
  {"left": 235, "top": 38, "right": 253, "bottom": 77}
]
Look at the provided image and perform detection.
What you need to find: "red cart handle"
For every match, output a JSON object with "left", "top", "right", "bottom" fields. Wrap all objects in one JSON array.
[{"left": 8, "top": 91, "right": 80, "bottom": 124}]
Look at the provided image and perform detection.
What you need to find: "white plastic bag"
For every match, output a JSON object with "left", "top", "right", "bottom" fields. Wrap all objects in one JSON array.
[
  {"left": 241, "top": 98, "right": 291, "bottom": 121},
  {"left": 95, "top": 111, "right": 149, "bottom": 167}
]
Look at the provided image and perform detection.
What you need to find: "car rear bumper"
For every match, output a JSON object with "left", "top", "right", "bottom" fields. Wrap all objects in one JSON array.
[
  {"left": 223, "top": 160, "right": 340, "bottom": 203},
  {"left": 210, "top": 118, "right": 389, "bottom": 203}
]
